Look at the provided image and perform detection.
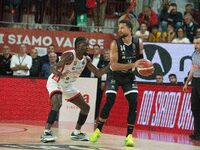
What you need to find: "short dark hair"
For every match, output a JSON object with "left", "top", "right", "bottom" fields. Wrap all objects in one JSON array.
[
  {"left": 119, "top": 19, "right": 133, "bottom": 30},
  {"left": 156, "top": 73, "right": 163, "bottom": 77},
  {"left": 75, "top": 37, "right": 87, "bottom": 48},
  {"left": 176, "top": 27, "right": 185, "bottom": 34},
  {"left": 185, "top": 3, "right": 193, "bottom": 8},
  {"left": 167, "top": 23, "right": 174, "bottom": 28},
  {"left": 170, "top": 3, "right": 177, "bottom": 7},
  {"left": 168, "top": 73, "right": 177, "bottom": 78}
]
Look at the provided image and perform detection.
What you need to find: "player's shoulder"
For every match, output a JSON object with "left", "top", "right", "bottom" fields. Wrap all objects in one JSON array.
[
  {"left": 62, "top": 49, "right": 75, "bottom": 57},
  {"left": 63, "top": 49, "right": 75, "bottom": 55},
  {"left": 61, "top": 50, "right": 75, "bottom": 64},
  {"left": 111, "top": 39, "right": 117, "bottom": 46}
]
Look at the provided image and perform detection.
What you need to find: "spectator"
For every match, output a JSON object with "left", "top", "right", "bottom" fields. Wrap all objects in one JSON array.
[
  {"left": 148, "top": 25, "right": 161, "bottom": 42},
  {"left": 159, "top": 1, "right": 170, "bottom": 32},
  {"left": 138, "top": 6, "right": 158, "bottom": 31},
  {"left": 93, "top": 0, "right": 107, "bottom": 32},
  {"left": 155, "top": 73, "right": 163, "bottom": 84},
  {"left": 81, "top": 44, "right": 102, "bottom": 77},
  {"left": 168, "top": 73, "right": 178, "bottom": 85},
  {"left": 0, "top": 45, "right": 13, "bottom": 76},
  {"left": 166, "top": 3, "right": 183, "bottom": 30},
  {"left": 184, "top": 3, "right": 200, "bottom": 26},
  {"left": 135, "top": 22, "right": 150, "bottom": 42},
  {"left": 40, "top": 44, "right": 58, "bottom": 65},
  {"left": 10, "top": 44, "right": 32, "bottom": 76},
  {"left": 116, "top": 0, "right": 139, "bottom": 34},
  {"left": 182, "top": 13, "right": 199, "bottom": 43},
  {"left": 30, "top": 48, "right": 41, "bottom": 77},
  {"left": 41, "top": 52, "right": 57, "bottom": 78},
  {"left": 172, "top": 27, "right": 190, "bottom": 43},
  {"left": 161, "top": 23, "right": 176, "bottom": 43},
  {"left": 196, "top": 27, "right": 200, "bottom": 36}
]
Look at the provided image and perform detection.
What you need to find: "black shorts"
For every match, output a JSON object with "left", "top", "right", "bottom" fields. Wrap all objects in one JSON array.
[
  {"left": 191, "top": 77, "right": 200, "bottom": 111},
  {"left": 106, "top": 72, "right": 138, "bottom": 95}
]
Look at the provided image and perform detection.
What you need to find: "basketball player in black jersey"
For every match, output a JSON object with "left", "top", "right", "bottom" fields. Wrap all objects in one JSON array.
[{"left": 89, "top": 19, "right": 145, "bottom": 147}]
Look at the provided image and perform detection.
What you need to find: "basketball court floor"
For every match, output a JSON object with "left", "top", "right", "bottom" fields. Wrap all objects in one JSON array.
[{"left": 0, "top": 121, "right": 200, "bottom": 150}]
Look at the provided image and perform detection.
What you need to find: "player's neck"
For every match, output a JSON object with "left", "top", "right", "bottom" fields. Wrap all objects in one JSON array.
[{"left": 76, "top": 53, "right": 83, "bottom": 60}]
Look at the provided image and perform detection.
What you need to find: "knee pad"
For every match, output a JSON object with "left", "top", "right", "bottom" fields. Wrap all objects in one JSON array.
[{"left": 100, "top": 93, "right": 116, "bottom": 119}]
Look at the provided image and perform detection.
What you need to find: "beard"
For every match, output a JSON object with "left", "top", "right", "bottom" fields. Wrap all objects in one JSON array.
[{"left": 119, "top": 33, "right": 129, "bottom": 38}]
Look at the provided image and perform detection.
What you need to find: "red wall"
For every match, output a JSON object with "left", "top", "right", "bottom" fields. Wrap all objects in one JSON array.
[
  {"left": 0, "top": 77, "right": 50, "bottom": 121},
  {"left": 0, "top": 77, "right": 193, "bottom": 134}
]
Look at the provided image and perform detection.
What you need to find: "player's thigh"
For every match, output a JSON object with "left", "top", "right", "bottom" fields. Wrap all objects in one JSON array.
[
  {"left": 62, "top": 85, "right": 81, "bottom": 102},
  {"left": 46, "top": 78, "right": 62, "bottom": 98},
  {"left": 122, "top": 80, "right": 138, "bottom": 96},
  {"left": 105, "top": 78, "right": 119, "bottom": 95}
]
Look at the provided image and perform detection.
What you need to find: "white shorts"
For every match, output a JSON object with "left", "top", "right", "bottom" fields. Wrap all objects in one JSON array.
[{"left": 46, "top": 76, "right": 80, "bottom": 102}]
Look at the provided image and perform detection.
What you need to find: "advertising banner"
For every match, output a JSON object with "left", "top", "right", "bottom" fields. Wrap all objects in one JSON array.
[
  {"left": 136, "top": 83, "right": 193, "bottom": 134},
  {"left": 137, "top": 43, "right": 194, "bottom": 83},
  {"left": 102, "top": 83, "right": 193, "bottom": 134},
  {"left": 0, "top": 27, "right": 114, "bottom": 53},
  {"left": 0, "top": 28, "right": 195, "bottom": 83}
]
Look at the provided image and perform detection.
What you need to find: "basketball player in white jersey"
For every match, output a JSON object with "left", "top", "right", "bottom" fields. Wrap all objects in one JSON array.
[{"left": 40, "top": 37, "right": 109, "bottom": 143}]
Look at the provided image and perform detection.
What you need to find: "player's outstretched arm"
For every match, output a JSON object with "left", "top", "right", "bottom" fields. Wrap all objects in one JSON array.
[
  {"left": 51, "top": 52, "right": 74, "bottom": 77},
  {"left": 86, "top": 56, "right": 110, "bottom": 77}
]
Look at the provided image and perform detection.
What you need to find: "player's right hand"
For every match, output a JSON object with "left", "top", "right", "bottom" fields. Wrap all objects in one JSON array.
[{"left": 134, "top": 59, "right": 146, "bottom": 68}]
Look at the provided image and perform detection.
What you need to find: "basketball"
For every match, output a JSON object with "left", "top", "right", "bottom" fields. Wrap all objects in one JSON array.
[{"left": 137, "top": 59, "right": 155, "bottom": 76}]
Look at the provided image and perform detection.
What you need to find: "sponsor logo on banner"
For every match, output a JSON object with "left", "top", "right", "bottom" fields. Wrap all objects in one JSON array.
[
  {"left": 136, "top": 43, "right": 193, "bottom": 83},
  {"left": 136, "top": 84, "right": 193, "bottom": 133},
  {"left": 135, "top": 44, "right": 172, "bottom": 80},
  {"left": 0, "top": 28, "right": 194, "bottom": 83}
]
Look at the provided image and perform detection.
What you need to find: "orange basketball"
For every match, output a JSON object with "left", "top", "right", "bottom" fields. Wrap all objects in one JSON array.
[{"left": 137, "top": 59, "right": 155, "bottom": 76}]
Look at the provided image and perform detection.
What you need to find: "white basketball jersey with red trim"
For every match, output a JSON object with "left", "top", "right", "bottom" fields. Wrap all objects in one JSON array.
[{"left": 50, "top": 49, "right": 87, "bottom": 84}]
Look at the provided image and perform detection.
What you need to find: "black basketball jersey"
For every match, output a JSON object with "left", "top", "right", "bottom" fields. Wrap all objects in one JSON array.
[{"left": 107, "top": 36, "right": 140, "bottom": 80}]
